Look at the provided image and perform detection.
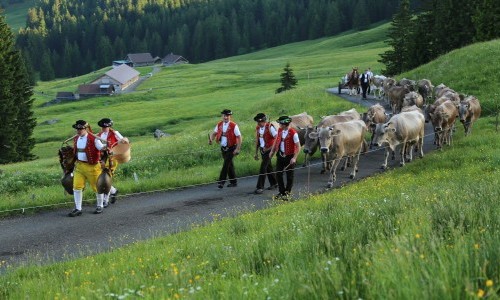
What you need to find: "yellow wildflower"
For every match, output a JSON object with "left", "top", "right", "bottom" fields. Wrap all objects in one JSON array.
[
  {"left": 415, "top": 234, "right": 421, "bottom": 239},
  {"left": 486, "top": 280, "right": 493, "bottom": 287},
  {"left": 477, "top": 288, "right": 485, "bottom": 298}
]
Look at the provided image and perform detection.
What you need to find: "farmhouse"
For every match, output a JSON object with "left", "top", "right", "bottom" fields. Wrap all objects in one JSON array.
[
  {"left": 162, "top": 53, "right": 189, "bottom": 66},
  {"left": 124, "top": 53, "right": 160, "bottom": 67},
  {"left": 78, "top": 84, "right": 115, "bottom": 98},
  {"left": 92, "top": 64, "right": 140, "bottom": 92}
]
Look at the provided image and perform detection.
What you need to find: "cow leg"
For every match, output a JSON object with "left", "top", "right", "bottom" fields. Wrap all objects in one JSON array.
[
  {"left": 418, "top": 137, "right": 424, "bottom": 158},
  {"left": 406, "top": 143, "right": 414, "bottom": 162},
  {"left": 327, "top": 158, "right": 341, "bottom": 188},
  {"left": 350, "top": 151, "right": 361, "bottom": 179},
  {"left": 382, "top": 147, "right": 390, "bottom": 169},
  {"left": 340, "top": 156, "right": 348, "bottom": 171},
  {"left": 399, "top": 144, "right": 406, "bottom": 167}
]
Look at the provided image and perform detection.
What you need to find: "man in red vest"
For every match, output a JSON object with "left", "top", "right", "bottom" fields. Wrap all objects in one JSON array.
[
  {"left": 209, "top": 109, "right": 242, "bottom": 189},
  {"left": 69, "top": 120, "right": 106, "bottom": 216},
  {"left": 269, "top": 116, "right": 301, "bottom": 200},
  {"left": 97, "top": 118, "right": 124, "bottom": 207},
  {"left": 253, "top": 113, "right": 278, "bottom": 194}
]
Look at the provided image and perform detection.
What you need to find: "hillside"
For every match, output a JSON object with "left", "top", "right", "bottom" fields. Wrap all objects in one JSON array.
[
  {"left": 1, "top": 0, "right": 33, "bottom": 32},
  {"left": 0, "top": 32, "right": 499, "bottom": 299}
]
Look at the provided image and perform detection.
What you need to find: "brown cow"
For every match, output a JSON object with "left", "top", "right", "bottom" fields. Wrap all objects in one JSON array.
[
  {"left": 402, "top": 91, "right": 424, "bottom": 109},
  {"left": 417, "top": 79, "right": 434, "bottom": 103},
  {"left": 362, "top": 103, "right": 387, "bottom": 149},
  {"left": 459, "top": 96, "right": 481, "bottom": 136},
  {"left": 310, "top": 120, "right": 367, "bottom": 187},
  {"left": 289, "top": 112, "right": 314, "bottom": 146},
  {"left": 387, "top": 85, "right": 411, "bottom": 114},
  {"left": 382, "top": 77, "right": 397, "bottom": 102},
  {"left": 372, "top": 110, "right": 425, "bottom": 169},
  {"left": 429, "top": 100, "right": 458, "bottom": 149}
]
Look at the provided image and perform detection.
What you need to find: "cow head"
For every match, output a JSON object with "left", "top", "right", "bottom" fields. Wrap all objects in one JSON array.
[
  {"left": 303, "top": 126, "right": 317, "bottom": 154},
  {"left": 372, "top": 122, "right": 395, "bottom": 147},
  {"left": 317, "top": 126, "right": 340, "bottom": 153},
  {"left": 459, "top": 102, "right": 471, "bottom": 123}
]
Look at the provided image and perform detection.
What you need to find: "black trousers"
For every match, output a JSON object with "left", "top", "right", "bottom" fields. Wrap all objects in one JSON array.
[
  {"left": 361, "top": 83, "right": 369, "bottom": 98},
  {"left": 276, "top": 153, "right": 295, "bottom": 195},
  {"left": 219, "top": 146, "right": 237, "bottom": 185},
  {"left": 256, "top": 149, "right": 277, "bottom": 189}
]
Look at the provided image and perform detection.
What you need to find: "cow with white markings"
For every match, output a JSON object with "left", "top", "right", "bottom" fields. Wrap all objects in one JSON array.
[{"left": 458, "top": 96, "right": 481, "bottom": 136}]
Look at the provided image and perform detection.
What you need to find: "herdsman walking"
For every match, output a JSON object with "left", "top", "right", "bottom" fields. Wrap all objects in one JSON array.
[
  {"left": 270, "top": 116, "right": 301, "bottom": 200},
  {"left": 209, "top": 109, "right": 242, "bottom": 189},
  {"left": 253, "top": 113, "right": 278, "bottom": 194},
  {"left": 97, "top": 118, "right": 123, "bottom": 207},
  {"left": 69, "top": 120, "right": 106, "bottom": 216}
]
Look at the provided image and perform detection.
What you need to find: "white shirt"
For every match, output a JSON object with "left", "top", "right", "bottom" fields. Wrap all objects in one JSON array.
[
  {"left": 258, "top": 125, "right": 277, "bottom": 148},
  {"left": 280, "top": 129, "right": 300, "bottom": 153},
  {"left": 100, "top": 130, "right": 124, "bottom": 146},
  {"left": 76, "top": 133, "right": 105, "bottom": 161},
  {"left": 214, "top": 122, "right": 241, "bottom": 147}
]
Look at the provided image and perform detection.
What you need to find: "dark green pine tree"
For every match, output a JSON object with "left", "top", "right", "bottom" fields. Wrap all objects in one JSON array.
[
  {"left": 378, "top": 0, "right": 413, "bottom": 76},
  {"left": 276, "top": 62, "right": 298, "bottom": 94},
  {"left": 472, "top": 0, "right": 500, "bottom": 42},
  {"left": 0, "top": 14, "right": 37, "bottom": 163}
]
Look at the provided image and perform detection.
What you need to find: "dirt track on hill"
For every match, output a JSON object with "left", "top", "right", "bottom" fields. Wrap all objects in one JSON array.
[{"left": 0, "top": 89, "right": 436, "bottom": 274}]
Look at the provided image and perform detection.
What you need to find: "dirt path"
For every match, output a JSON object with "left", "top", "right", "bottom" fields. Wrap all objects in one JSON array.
[{"left": 0, "top": 89, "right": 435, "bottom": 273}]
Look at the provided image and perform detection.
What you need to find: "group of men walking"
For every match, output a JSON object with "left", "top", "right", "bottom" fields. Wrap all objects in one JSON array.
[
  {"left": 67, "top": 118, "right": 122, "bottom": 217},
  {"left": 209, "top": 109, "right": 300, "bottom": 200}
]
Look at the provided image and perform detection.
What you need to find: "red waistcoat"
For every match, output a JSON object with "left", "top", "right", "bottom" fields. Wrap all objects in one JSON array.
[
  {"left": 216, "top": 121, "right": 238, "bottom": 147},
  {"left": 98, "top": 129, "right": 119, "bottom": 149},
  {"left": 73, "top": 134, "right": 101, "bottom": 164},
  {"left": 255, "top": 123, "right": 276, "bottom": 149},
  {"left": 274, "top": 127, "right": 298, "bottom": 156}
]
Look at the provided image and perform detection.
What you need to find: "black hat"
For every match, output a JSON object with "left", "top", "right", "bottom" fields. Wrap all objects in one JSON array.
[
  {"left": 277, "top": 116, "right": 292, "bottom": 125},
  {"left": 72, "top": 120, "right": 88, "bottom": 129},
  {"left": 98, "top": 118, "right": 113, "bottom": 127},
  {"left": 221, "top": 109, "right": 233, "bottom": 115},
  {"left": 253, "top": 113, "right": 267, "bottom": 122}
]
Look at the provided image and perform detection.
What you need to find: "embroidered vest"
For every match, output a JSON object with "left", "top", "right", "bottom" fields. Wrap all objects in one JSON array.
[
  {"left": 98, "top": 129, "right": 119, "bottom": 149},
  {"left": 73, "top": 134, "right": 101, "bottom": 164},
  {"left": 274, "top": 127, "right": 298, "bottom": 156},
  {"left": 216, "top": 121, "right": 237, "bottom": 147},
  {"left": 255, "top": 123, "right": 276, "bottom": 149}
]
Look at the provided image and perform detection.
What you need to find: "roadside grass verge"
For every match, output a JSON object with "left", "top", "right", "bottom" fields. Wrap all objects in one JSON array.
[{"left": 0, "top": 117, "right": 498, "bottom": 299}]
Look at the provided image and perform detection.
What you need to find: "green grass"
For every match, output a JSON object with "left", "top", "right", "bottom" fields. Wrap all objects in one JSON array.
[
  {"left": 0, "top": 21, "right": 499, "bottom": 300},
  {"left": 2, "top": 0, "right": 34, "bottom": 32},
  {"left": 0, "top": 118, "right": 498, "bottom": 299}
]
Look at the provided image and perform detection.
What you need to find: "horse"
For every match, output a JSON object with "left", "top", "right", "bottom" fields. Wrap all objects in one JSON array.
[{"left": 347, "top": 68, "right": 360, "bottom": 96}]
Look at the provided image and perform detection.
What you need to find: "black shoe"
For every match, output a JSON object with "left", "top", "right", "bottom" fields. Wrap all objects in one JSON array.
[
  {"left": 273, "top": 193, "right": 285, "bottom": 200},
  {"left": 110, "top": 190, "right": 118, "bottom": 203},
  {"left": 68, "top": 209, "right": 82, "bottom": 217},
  {"left": 254, "top": 188, "right": 264, "bottom": 194},
  {"left": 94, "top": 206, "right": 103, "bottom": 214},
  {"left": 218, "top": 184, "right": 224, "bottom": 189},
  {"left": 266, "top": 184, "right": 278, "bottom": 190},
  {"left": 227, "top": 183, "right": 237, "bottom": 187},
  {"left": 103, "top": 201, "right": 109, "bottom": 208}
]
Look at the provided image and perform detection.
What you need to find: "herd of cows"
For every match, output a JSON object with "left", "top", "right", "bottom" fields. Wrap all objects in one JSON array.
[{"left": 286, "top": 78, "right": 481, "bottom": 188}]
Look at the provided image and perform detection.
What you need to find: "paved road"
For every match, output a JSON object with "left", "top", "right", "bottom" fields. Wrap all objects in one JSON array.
[{"left": 0, "top": 89, "right": 435, "bottom": 273}]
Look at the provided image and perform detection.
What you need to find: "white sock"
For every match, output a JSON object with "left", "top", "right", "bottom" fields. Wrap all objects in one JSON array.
[
  {"left": 73, "top": 190, "right": 83, "bottom": 210},
  {"left": 110, "top": 186, "right": 117, "bottom": 194},
  {"left": 96, "top": 193, "right": 104, "bottom": 207}
]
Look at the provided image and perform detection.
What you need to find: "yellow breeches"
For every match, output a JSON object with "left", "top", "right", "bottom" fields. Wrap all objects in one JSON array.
[
  {"left": 73, "top": 161, "right": 102, "bottom": 191},
  {"left": 104, "top": 157, "right": 119, "bottom": 175}
]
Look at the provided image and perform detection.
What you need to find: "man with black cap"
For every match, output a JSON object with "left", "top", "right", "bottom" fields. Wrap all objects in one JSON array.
[
  {"left": 209, "top": 109, "right": 242, "bottom": 188},
  {"left": 269, "top": 116, "right": 301, "bottom": 200},
  {"left": 69, "top": 120, "right": 107, "bottom": 216},
  {"left": 97, "top": 118, "right": 124, "bottom": 207},
  {"left": 253, "top": 113, "right": 278, "bottom": 194}
]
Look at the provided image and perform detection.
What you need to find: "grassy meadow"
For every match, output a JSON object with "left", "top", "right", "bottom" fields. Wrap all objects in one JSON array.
[
  {"left": 2, "top": 0, "right": 34, "bottom": 32},
  {"left": 0, "top": 23, "right": 388, "bottom": 213},
  {"left": 0, "top": 23, "right": 499, "bottom": 299}
]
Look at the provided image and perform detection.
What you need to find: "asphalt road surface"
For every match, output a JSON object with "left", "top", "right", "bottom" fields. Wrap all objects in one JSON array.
[{"left": 0, "top": 89, "right": 436, "bottom": 273}]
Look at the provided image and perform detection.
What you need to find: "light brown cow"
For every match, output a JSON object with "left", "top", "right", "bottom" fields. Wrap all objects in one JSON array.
[
  {"left": 302, "top": 111, "right": 359, "bottom": 170},
  {"left": 402, "top": 91, "right": 424, "bottom": 109},
  {"left": 382, "top": 77, "right": 397, "bottom": 102},
  {"left": 289, "top": 112, "right": 314, "bottom": 146},
  {"left": 309, "top": 120, "right": 367, "bottom": 187},
  {"left": 387, "top": 85, "right": 411, "bottom": 114},
  {"left": 459, "top": 96, "right": 481, "bottom": 136},
  {"left": 429, "top": 100, "right": 458, "bottom": 149},
  {"left": 372, "top": 110, "right": 425, "bottom": 169},
  {"left": 362, "top": 103, "right": 387, "bottom": 149}
]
